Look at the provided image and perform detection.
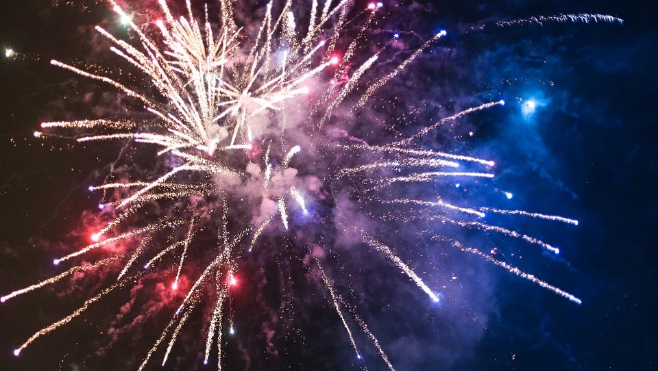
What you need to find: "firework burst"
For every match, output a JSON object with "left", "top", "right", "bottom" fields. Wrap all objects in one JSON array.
[{"left": 3, "top": 0, "right": 621, "bottom": 369}]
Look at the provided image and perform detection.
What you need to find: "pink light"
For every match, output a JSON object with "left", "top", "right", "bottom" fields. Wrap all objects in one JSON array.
[
  {"left": 172, "top": 282, "right": 178, "bottom": 290},
  {"left": 330, "top": 56, "right": 340, "bottom": 65},
  {"left": 229, "top": 275, "right": 237, "bottom": 286},
  {"left": 91, "top": 233, "right": 101, "bottom": 242},
  {"left": 367, "top": 3, "right": 376, "bottom": 9},
  {"left": 53, "top": 259, "right": 60, "bottom": 266},
  {"left": 13, "top": 349, "right": 20, "bottom": 357},
  {"left": 155, "top": 19, "right": 164, "bottom": 27}
]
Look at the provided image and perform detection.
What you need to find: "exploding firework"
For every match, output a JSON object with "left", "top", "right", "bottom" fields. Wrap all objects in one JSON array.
[{"left": 3, "top": 0, "right": 621, "bottom": 369}]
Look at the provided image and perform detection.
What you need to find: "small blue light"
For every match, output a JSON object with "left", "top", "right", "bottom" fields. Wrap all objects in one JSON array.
[
  {"left": 393, "top": 33, "right": 399, "bottom": 39},
  {"left": 521, "top": 98, "right": 541, "bottom": 117}
]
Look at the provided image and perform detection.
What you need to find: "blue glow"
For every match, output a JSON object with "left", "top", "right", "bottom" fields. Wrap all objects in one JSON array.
[
  {"left": 430, "top": 292, "right": 445, "bottom": 307},
  {"left": 504, "top": 192, "right": 513, "bottom": 199},
  {"left": 520, "top": 96, "right": 547, "bottom": 118},
  {"left": 393, "top": 33, "right": 399, "bottom": 39}
]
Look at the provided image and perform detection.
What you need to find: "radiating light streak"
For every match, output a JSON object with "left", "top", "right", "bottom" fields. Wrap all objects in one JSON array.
[
  {"left": 290, "top": 186, "right": 308, "bottom": 213},
  {"left": 371, "top": 172, "right": 494, "bottom": 189},
  {"left": 137, "top": 313, "right": 178, "bottom": 371},
  {"left": 497, "top": 13, "right": 623, "bottom": 27},
  {"left": 349, "top": 309, "right": 396, "bottom": 371},
  {"left": 119, "top": 233, "right": 153, "bottom": 280},
  {"left": 204, "top": 288, "right": 226, "bottom": 364},
  {"left": 2, "top": 256, "right": 123, "bottom": 303},
  {"left": 362, "top": 235, "right": 439, "bottom": 302},
  {"left": 174, "top": 216, "right": 198, "bottom": 288},
  {"left": 453, "top": 241, "right": 581, "bottom": 304},
  {"left": 318, "top": 264, "right": 361, "bottom": 358},
  {"left": 479, "top": 208, "right": 579, "bottom": 225},
  {"left": 355, "top": 30, "right": 447, "bottom": 109},
  {"left": 381, "top": 198, "right": 485, "bottom": 218},
  {"left": 278, "top": 198, "right": 289, "bottom": 230},
  {"left": 54, "top": 219, "right": 181, "bottom": 264},
  {"left": 336, "top": 144, "right": 496, "bottom": 167},
  {"left": 391, "top": 101, "right": 506, "bottom": 146},
  {"left": 162, "top": 306, "right": 194, "bottom": 365},
  {"left": 14, "top": 274, "right": 140, "bottom": 355},
  {"left": 250, "top": 215, "right": 274, "bottom": 252},
  {"left": 282, "top": 145, "right": 301, "bottom": 168}
]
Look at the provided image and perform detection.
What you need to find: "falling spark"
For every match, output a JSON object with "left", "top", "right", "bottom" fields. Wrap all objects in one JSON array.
[
  {"left": 14, "top": 274, "right": 140, "bottom": 355},
  {"left": 162, "top": 307, "right": 194, "bottom": 366},
  {"left": 2, "top": 256, "right": 124, "bottom": 303},
  {"left": 290, "top": 186, "right": 308, "bottom": 213},
  {"left": 360, "top": 234, "right": 440, "bottom": 303},
  {"left": 453, "top": 241, "right": 581, "bottom": 304},
  {"left": 479, "top": 208, "right": 579, "bottom": 225},
  {"left": 318, "top": 264, "right": 361, "bottom": 358}
]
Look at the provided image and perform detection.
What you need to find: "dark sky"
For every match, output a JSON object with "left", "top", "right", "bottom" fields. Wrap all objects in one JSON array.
[{"left": 0, "top": 0, "right": 656, "bottom": 370}]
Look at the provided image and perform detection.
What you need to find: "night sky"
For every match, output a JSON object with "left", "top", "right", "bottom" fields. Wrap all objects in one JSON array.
[{"left": 1, "top": 0, "right": 656, "bottom": 370}]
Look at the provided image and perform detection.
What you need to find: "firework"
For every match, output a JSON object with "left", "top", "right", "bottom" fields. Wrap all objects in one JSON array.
[{"left": 2, "top": 0, "right": 620, "bottom": 369}]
